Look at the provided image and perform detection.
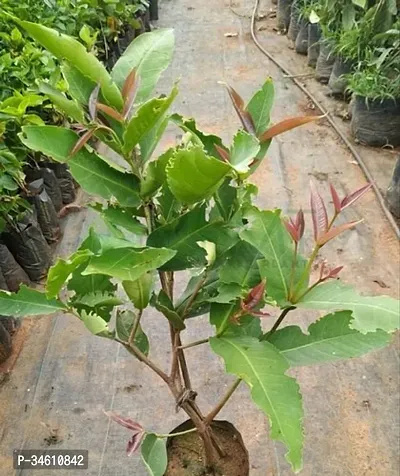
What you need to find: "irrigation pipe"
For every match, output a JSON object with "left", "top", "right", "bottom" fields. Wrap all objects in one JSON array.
[{"left": 247, "top": 0, "right": 400, "bottom": 239}]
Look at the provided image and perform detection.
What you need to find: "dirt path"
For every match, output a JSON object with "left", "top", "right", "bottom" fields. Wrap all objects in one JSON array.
[{"left": 0, "top": 1, "right": 399, "bottom": 475}]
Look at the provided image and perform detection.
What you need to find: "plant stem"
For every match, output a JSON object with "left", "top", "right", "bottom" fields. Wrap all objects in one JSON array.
[
  {"left": 205, "top": 379, "right": 242, "bottom": 424},
  {"left": 154, "top": 427, "right": 198, "bottom": 439},
  {"left": 179, "top": 338, "right": 210, "bottom": 350},
  {"left": 293, "top": 244, "right": 320, "bottom": 299},
  {"left": 261, "top": 306, "right": 296, "bottom": 340},
  {"left": 128, "top": 309, "right": 143, "bottom": 346},
  {"left": 288, "top": 241, "right": 298, "bottom": 301},
  {"left": 182, "top": 273, "right": 207, "bottom": 318}
]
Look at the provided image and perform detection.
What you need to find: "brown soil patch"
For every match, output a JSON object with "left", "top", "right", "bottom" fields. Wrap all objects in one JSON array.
[{"left": 166, "top": 420, "right": 249, "bottom": 476}]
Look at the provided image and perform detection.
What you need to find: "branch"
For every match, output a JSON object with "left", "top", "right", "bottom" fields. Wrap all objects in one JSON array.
[
  {"left": 182, "top": 273, "right": 207, "bottom": 318},
  {"left": 128, "top": 309, "right": 143, "bottom": 346},
  {"left": 179, "top": 338, "right": 210, "bottom": 350},
  {"left": 261, "top": 306, "right": 296, "bottom": 340},
  {"left": 205, "top": 379, "right": 241, "bottom": 424}
]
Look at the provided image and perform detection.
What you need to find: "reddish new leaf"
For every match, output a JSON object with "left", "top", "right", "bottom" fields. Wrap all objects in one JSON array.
[
  {"left": 215, "top": 144, "right": 230, "bottom": 162},
  {"left": 104, "top": 411, "right": 144, "bottom": 432},
  {"left": 310, "top": 181, "right": 328, "bottom": 241},
  {"left": 97, "top": 103, "right": 124, "bottom": 122},
  {"left": 69, "top": 128, "right": 96, "bottom": 157},
  {"left": 341, "top": 184, "right": 372, "bottom": 210},
  {"left": 243, "top": 279, "right": 266, "bottom": 310},
  {"left": 317, "top": 220, "right": 363, "bottom": 246},
  {"left": 330, "top": 183, "right": 342, "bottom": 214},
  {"left": 88, "top": 84, "right": 101, "bottom": 121},
  {"left": 127, "top": 431, "right": 145, "bottom": 456},
  {"left": 284, "top": 209, "right": 305, "bottom": 242},
  {"left": 249, "top": 310, "right": 271, "bottom": 317},
  {"left": 222, "top": 83, "right": 255, "bottom": 134},
  {"left": 122, "top": 69, "right": 140, "bottom": 119},
  {"left": 259, "top": 115, "right": 324, "bottom": 143},
  {"left": 328, "top": 265, "right": 344, "bottom": 278},
  {"left": 295, "top": 209, "right": 305, "bottom": 240},
  {"left": 284, "top": 219, "right": 298, "bottom": 242}
]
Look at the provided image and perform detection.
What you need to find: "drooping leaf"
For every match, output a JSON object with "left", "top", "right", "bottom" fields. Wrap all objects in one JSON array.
[
  {"left": 72, "top": 291, "right": 122, "bottom": 322},
  {"left": 259, "top": 115, "right": 323, "bottom": 143},
  {"left": 296, "top": 281, "right": 400, "bottom": 334},
  {"left": 122, "top": 68, "right": 140, "bottom": 119},
  {"left": 123, "top": 86, "right": 178, "bottom": 156},
  {"left": 269, "top": 311, "right": 390, "bottom": 366},
  {"left": 0, "top": 285, "right": 66, "bottom": 317},
  {"left": 210, "top": 335, "right": 304, "bottom": 472},
  {"left": 170, "top": 114, "right": 226, "bottom": 159},
  {"left": 38, "top": 82, "right": 85, "bottom": 123},
  {"left": 14, "top": 18, "right": 123, "bottom": 109},
  {"left": 92, "top": 204, "right": 147, "bottom": 237},
  {"left": 115, "top": 310, "right": 150, "bottom": 355},
  {"left": 122, "top": 272, "right": 154, "bottom": 310},
  {"left": 79, "top": 310, "right": 113, "bottom": 338},
  {"left": 151, "top": 290, "right": 185, "bottom": 330},
  {"left": 20, "top": 126, "right": 141, "bottom": 207},
  {"left": 240, "top": 208, "right": 308, "bottom": 305},
  {"left": 166, "top": 146, "right": 231, "bottom": 204},
  {"left": 84, "top": 247, "right": 177, "bottom": 282},
  {"left": 46, "top": 249, "right": 92, "bottom": 299},
  {"left": 70, "top": 128, "right": 96, "bottom": 157},
  {"left": 112, "top": 29, "right": 175, "bottom": 104},
  {"left": 229, "top": 130, "right": 260, "bottom": 174},
  {"left": 147, "top": 205, "right": 238, "bottom": 270},
  {"left": 141, "top": 433, "right": 168, "bottom": 476},
  {"left": 246, "top": 78, "right": 274, "bottom": 136},
  {"left": 140, "top": 149, "right": 173, "bottom": 198}
]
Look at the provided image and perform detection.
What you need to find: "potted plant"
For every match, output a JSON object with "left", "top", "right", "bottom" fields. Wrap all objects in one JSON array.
[
  {"left": 347, "top": 23, "right": 400, "bottom": 146},
  {"left": 1, "top": 20, "right": 398, "bottom": 475}
]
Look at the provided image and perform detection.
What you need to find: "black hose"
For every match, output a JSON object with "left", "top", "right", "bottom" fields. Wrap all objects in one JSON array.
[{"left": 248, "top": 0, "right": 399, "bottom": 239}]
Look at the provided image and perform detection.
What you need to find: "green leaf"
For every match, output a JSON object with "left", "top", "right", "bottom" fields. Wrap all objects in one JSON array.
[
  {"left": 72, "top": 291, "right": 122, "bottom": 322},
  {"left": 157, "top": 184, "right": 180, "bottom": 223},
  {"left": 176, "top": 272, "right": 219, "bottom": 318},
  {"left": 115, "top": 310, "right": 149, "bottom": 355},
  {"left": 166, "top": 146, "right": 231, "bottom": 204},
  {"left": 147, "top": 205, "right": 238, "bottom": 271},
  {"left": 342, "top": 3, "right": 356, "bottom": 30},
  {"left": 269, "top": 311, "right": 391, "bottom": 366},
  {"left": 208, "top": 283, "right": 244, "bottom": 303},
  {"left": 152, "top": 290, "right": 185, "bottom": 330},
  {"left": 122, "top": 272, "right": 154, "bottom": 310},
  {"left": 352, "top": 0, "right": 366, "bottom": 8},
  {"left": 46, "top": 249, "right": 92, "bottom": 299},
  {"left": 140, "top": 116, "right": 170, "bottom": 164},
  {"left": 140, "top": 149, "right": 173, "bottom": 198},
  {"left": 210, "top": 335, "right": 303, "bottom": 472},
  {"left": 112, "top": 29, "right": 174, "bottom": 104},
  {"left": 229, "top": 130, "right": 260, "bottom": 174},
  {"left": 79, "top": 310, "right": 113, "bottom": 338},
  {"left": 15, "top": 19, "right": 123, "bottom": 109},
  {"left": 296, "top": 281, "right": 400, "bottom": 334},
  {"left": 210, "top": 302, "right": 239, "bottom": 333},
  {"left": 219, "top": 241, "right": 262, "bottom": 289},
  {"left": 0, "top": 285, "right": 66, "bottom": 317},
  {"left": 212, "top": 178, "right": 237, "bottom": 222},
  {"left": 246, "top": 78, "right": 274, "bottom": 136},
  {"left": 92, "top": 204, "right": 147, "bottom": 237},
  {"left": 141, "top": 433, "right": 168, "bottom": 476},
  {"left": 170, "top": 114, "right": 226, "bottom": 158},
  {"left": 61, "top": 62, "right": 96, "bottom": 105},
  {"left": 123, "top": 86, "right": 178, "bottom": 156},
  {"left": 20, "top": 126, "right": 141, "bottom": 208},
  {"left": 240, "top": 208, "right": 307, "bottom": 305},
  {"left": 83, "top": 247, "right": 177, "bottom": 282},
  {"left": 38, "top": 82, "right": 85, "bottom": 123}
]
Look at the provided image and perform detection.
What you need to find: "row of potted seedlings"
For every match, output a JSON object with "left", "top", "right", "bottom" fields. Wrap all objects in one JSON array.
[
  {"left": 0, "top": 0, "right": 160, "bottom": 363},
  {"left": 277, "top": 0, "right": 400, "bottom": 148}
]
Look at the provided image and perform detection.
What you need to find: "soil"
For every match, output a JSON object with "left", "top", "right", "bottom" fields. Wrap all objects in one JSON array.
[{"left": 166, "top": 421, "right": 249, "bottom": 476}]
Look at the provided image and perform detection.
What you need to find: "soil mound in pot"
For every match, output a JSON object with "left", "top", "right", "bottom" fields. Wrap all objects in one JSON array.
[{"left": 166, "top": 420, "right": 249, "bottom": 476}]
